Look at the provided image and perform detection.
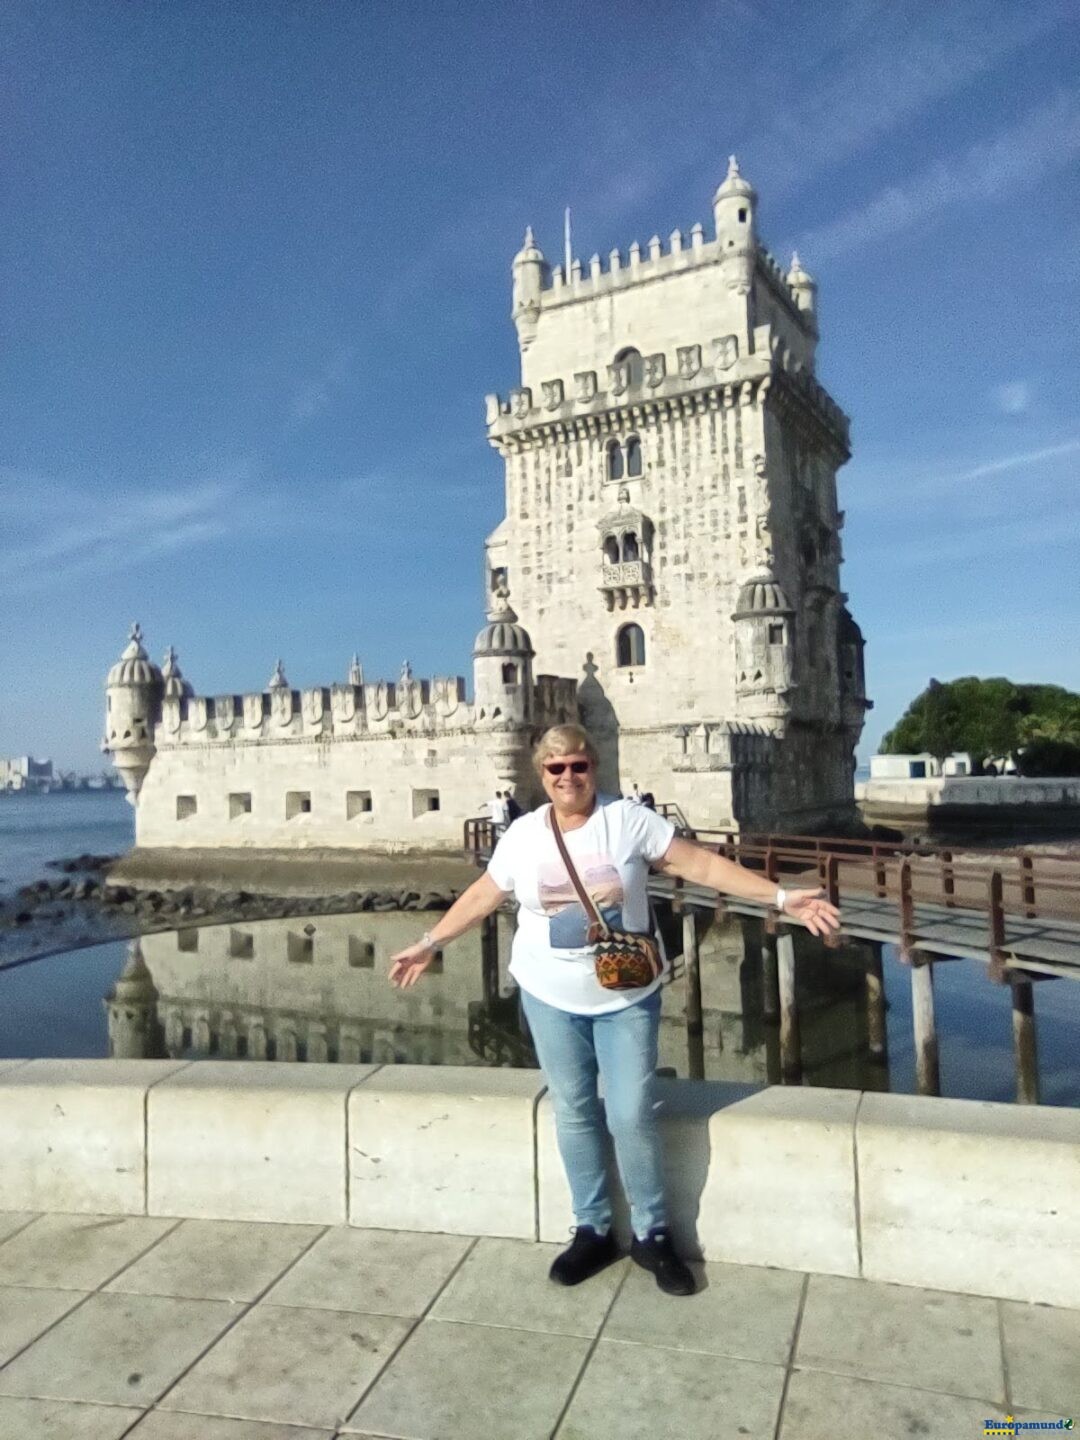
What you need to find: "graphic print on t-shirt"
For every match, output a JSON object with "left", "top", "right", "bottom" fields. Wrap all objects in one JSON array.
[{"left": 538, "top": 854, "right": 623, "bottom": 948}]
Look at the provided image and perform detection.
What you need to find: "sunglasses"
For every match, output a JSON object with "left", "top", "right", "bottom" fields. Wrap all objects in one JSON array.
[{"left": 544, "top": 760, "right": 591, "bottom": 776}]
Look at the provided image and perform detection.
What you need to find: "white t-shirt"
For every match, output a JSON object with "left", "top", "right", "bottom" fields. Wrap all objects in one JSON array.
[{"left": 486, "top": 795, "right": 676, "bottom": 1015}]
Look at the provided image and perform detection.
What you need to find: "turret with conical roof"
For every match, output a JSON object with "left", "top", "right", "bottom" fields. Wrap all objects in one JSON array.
[
  {"left": 103, "top": 624, "right": 163, "bottom": 800},
  {"left": 472, "top": 587, "right": 534, "bottom": 728},
  {"left": 161, "top": 646, "right": 194, "bottom": 701},
  {"left": 713, "top": 155, "right": 757, "bottom": 297},
  {"left": 104, "top": 942, "right": 162, "bottom": 1059},
  {"left": 511, "top": 226, "right": 546, "bottom": 354},
  {"left": 731, "top": 572, "right": 796, "bottom": 721}
]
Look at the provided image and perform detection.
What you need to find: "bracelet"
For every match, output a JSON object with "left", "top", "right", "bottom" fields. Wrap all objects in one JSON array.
[
  {"left": 774, "top": 887, "right": 787, "bottom": 913},
  {"left": 420, "top": 931, "right": 439, "bottom": 952}
]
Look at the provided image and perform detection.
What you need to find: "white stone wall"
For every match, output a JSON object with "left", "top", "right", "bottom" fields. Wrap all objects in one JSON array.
[{"left": 136, "top": 728, "right": 523, "bottom": 852}]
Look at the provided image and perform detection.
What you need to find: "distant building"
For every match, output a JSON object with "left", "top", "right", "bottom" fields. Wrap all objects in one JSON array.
[
  {"left": 0, "top": 756, "right": 53, "bottom": 793},
  {"left": 105, "top": 160, "right": 869, "bottom": 860}
]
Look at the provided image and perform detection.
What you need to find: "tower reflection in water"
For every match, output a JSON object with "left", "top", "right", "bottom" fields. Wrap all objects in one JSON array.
[{"left": 103, "top": 910, "right": 890, "bottom": 1093}]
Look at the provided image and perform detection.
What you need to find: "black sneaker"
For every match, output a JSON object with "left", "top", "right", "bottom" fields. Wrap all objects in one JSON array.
[
  {"left": 630, "top": 1226, "right": 696, "bottom": 1296},
  {"left": 549, "top": 1226, "right": 620, "bottom": 1286}
]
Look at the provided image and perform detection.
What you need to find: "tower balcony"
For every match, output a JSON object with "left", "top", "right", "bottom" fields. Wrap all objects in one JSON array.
[{"left": 600, "top": 559, "right": 653, "bottom": 610}]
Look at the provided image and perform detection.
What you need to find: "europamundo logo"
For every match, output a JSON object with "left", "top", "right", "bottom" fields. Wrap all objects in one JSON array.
[{"left": 983, "top": 1420, "right": 1074, "bottom": 1435}]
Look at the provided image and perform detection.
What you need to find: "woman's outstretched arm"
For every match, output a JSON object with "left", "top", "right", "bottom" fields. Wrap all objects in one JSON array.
[
  {"left": 653, "top": 836, "right": 841, "bottom": 938},
  {"left": 388, "top": 871, "right": 510, "bottom": 988}
]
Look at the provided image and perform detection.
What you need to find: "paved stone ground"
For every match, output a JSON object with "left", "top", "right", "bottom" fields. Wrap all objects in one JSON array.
[{"left": 0, "top": 1212, "right": 1075, "bottom": 1439}]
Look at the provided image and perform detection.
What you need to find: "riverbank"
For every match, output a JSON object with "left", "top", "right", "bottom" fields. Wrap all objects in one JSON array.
[{"left": 0, "top": 858, "right": 464, "bottom": 971}]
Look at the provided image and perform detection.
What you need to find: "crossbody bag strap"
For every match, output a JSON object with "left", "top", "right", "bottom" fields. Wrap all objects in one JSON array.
[{"left": 547, "top": 807, "right": 611, "bottom": 938}]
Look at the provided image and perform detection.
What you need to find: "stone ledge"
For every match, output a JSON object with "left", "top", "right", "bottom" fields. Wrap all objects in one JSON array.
[
  {"left": 148, "top": 1061, "right": 381, "bottom": 1224},
  {"left": 348, "top": 1066, "right": 547, "bottom": 1239},
  {"left": 0, "top": 1059, "right": 190, "bottom": 1215},
  {"left": 856, "top": 1092, "right": 1080, "bottom": 1309},
  {"left": 0, "top": 1064, "right": 1076, "bottom": 1309},
  {"left": 538, "top": 1080, "right": 860, "bottom": 1277}
]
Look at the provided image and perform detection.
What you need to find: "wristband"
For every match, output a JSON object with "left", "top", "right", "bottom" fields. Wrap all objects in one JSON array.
[
  {"left": 774, "top": 888, "right": 787, "bottom": 913},
  {"left": 420, "top": 931, "right": 439, "bottom": 952}
]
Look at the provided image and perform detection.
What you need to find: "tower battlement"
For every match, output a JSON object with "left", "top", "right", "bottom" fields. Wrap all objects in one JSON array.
[
  {"left": 156, "top": 671, "right": 473, "bottom": 750},
  {"left": 486, "top": 344, "right": 848, "bottom": 459}
]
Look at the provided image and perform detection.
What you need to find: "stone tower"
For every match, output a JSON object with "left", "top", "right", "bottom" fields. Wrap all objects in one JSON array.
[
  {"left": 103, "top": 624, "right": 163, "bottom": 801},
  {"left": 484, "top": 160, "right": 870, "bottom": 830}
]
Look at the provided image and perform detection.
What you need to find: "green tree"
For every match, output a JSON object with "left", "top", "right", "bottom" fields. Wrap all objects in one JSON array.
[{"left": 881, "top": 677, "right": 1080, "bottom": 771}]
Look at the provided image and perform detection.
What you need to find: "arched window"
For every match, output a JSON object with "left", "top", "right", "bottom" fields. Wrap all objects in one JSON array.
[
  {"left": 603, "top": 535, "right": 620, "bottom": 565},
  {"left": 625, "top": 435, "right": 642, "bottom": 478},
  {"left": 607, "top": 441, "right": 624, "bottom": 481},
  {"left": 501, "top": 662, "right": 519, "bottom": 685},
  {"left": 622, "top": 531, "right": 639, "bottom": 563},
  {"left": 616, "top": 623, "right": 646, "bottom": 668},
  {"left": 614, "top": 347, "right": 644, "bottom": 388}
]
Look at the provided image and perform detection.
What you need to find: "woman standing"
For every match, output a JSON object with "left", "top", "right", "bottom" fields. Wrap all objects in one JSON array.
[{"left": 390, "top": 723, "right": 840, "bottom": 1297}]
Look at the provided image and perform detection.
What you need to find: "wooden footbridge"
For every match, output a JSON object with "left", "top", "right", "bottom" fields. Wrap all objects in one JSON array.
[{"left": 463, "top": 816, "right": 1080, "bottom": 1105}]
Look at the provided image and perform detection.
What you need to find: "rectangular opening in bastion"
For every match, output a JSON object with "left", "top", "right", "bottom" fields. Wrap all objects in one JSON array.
[
  {"left": 176, "top": 794, "right": 197, "bottom": 820},
  {"left": 229, "top": 928, "right": 254, "bottom": 958},
  {"left": 348, "top": 936, "right": 376, "bottom": 968},
  {"left": 412, "top": 788, "right": 440, "bottom": 817},
  {"left": 229, "top": 792, "right": 252, "bottom": 819},
  {"left": 287, "top": 931, "right": 314, "bottom": 964},
  {"left": 177, "top": 929, "right": 199, "bottom": 953},
  {"left": 286, "top": 790, "right": 312, "bottom": 819},
  {"left": 346, "top": 790, "right": 373, "bottom": 818}
]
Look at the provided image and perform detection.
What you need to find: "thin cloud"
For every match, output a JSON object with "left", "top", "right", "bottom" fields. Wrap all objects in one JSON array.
[
  {"left": 794, "top": 90, "right": 1080, "bottom": 261},
  {"left": 0, "top": 470, "right": 250, "bottom": 595},
  {"left": 855, "top": 439, "right": 1080, "bottom": 510},
  {"left": 284, "top": 346, "right": 356, "bottom": 433},
  {"left": 864, "top": 511, "right": 1080, "bottom": 569},
  {"left": 993, "top": 381, "right": 1032, "bottom": 416},
  {"left": 751, "top": 0, "right": 1070, "bottom": 202}
]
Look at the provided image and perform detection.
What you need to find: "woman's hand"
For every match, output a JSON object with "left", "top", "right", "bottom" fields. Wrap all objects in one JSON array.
[
  {"left": 388, "top": 941, "right": 437, "bottom": 989},
  {"left": 782, "top": 889, "right": 841, "bottom": 938}
]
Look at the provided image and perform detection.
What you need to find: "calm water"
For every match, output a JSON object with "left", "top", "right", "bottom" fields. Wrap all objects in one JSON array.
[
  {"left": 0, "top": 790, "right": 1078, "bottom": 1104},
  {"left": 0, "top": 790, "right": 133, "bottom": 898}
]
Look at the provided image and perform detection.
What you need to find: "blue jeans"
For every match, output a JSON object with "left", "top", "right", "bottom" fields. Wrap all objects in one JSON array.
[{"left": 521, "top": 987, "right": 666, "bottom": 1238}]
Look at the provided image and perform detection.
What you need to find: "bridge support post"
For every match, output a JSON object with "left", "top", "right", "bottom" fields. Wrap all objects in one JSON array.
[
  {"left": 910, "top": 951, "right": 940, "bottom": 1097},
  {"left": 866, "top": 942, "right": 888, "bottom": 1064},
  {"left": 776, "top": 928, "right": 802, "bottom": 1085},
  {"left": 481, "top": 913, "right": 500, "bottom": 1008},
  {"left": 682, "top": 911, "right": 705, "bottom": 1081},
  {"left": 761, "top": 923, "right": 779, "bottom": 1022},
  {"left": 1010, "top": 974, "right": 1040, "bottom": 1105}
]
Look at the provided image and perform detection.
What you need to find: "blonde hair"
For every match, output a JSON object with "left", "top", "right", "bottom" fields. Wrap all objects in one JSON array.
[{"left": 532, "top": 723, "right": 599, "bottom": 779}]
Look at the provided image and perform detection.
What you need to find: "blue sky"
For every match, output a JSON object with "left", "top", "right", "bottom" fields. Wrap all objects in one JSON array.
[{"left": 2, "top": 0, "right": 1078, "bottom": 773}]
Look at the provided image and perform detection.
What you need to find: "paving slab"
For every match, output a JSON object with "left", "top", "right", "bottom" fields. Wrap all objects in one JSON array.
[
  {"left": 0, "top": 1290, "right": 240, "bottom": 1407},
  {"left": 265, "top": 1226, "right": 471, "bottom": 1317},
  {"left": 0, "top": 1395, "right": 142, "bottom": 1440},
  {"left": 0, "top": 1212, "right": 38, "bottom": 1245},
  {"left": 106, "top": 1219, "right": 324, "bottom": 1302},
  {"left": 1000, "top": 1299, "right": 1080, "bottom": 1413},
  {"left": 0, "top": 1213, "right": 178, "bottom": 1290},
  {"left": 602, "top": 1257, "right": 803, "bottom": 1365},
  {"left": 778, "top": 1368, "right": 1001, "bottom": 1440},
  {"left": 0, "top": 1283, "right": 90, "bottom": 1365},
  {"left": 429, "top": 1237, "right": 627, "bottom": 1338},
  {"left": 345, "top": 1318, "right": 590, "bottom": 1440},
  {"left": 127, "top": 1412, "right": 335, "bottom": 1438},
  {"left": 795, "top": 1273, "right": 1004, "bottom": 1403},
  {"left": 555, "top": 1337, "right": 785, "bottom": 1440},
  {"left": 159, "top": 1303, "right": 412, "bottom": 1430}
]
